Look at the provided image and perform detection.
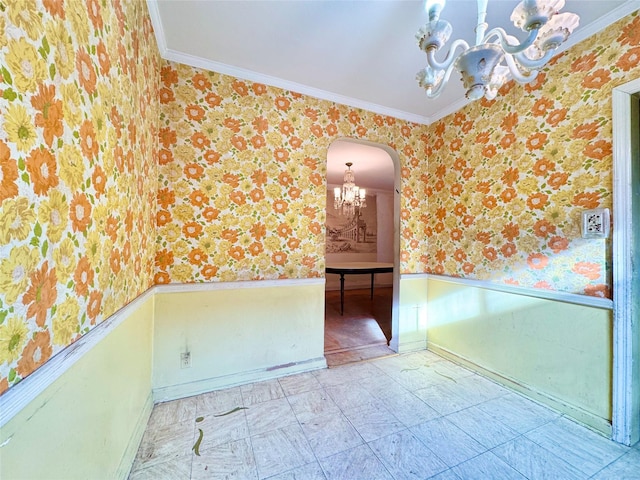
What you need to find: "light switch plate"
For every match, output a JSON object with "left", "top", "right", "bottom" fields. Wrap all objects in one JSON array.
[{"left": 582, "top": 208, "right": 610, "bottom": 238}]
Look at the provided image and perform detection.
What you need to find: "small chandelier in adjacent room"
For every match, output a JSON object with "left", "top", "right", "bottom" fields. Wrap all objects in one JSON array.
[
  {"left": 334, "top": 162, "right": 366, "bottom": 217},
  {"left": 416, "top": 0, "right": 579, "bottom": 101}
]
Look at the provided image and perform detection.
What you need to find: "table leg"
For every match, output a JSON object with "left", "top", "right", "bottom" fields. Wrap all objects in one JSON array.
[
  {"left": 339, "top": 273, "right": 345, "bottom": 316},
  {"left": 370, "top": 273, "right": 375, "bottom": 299}
]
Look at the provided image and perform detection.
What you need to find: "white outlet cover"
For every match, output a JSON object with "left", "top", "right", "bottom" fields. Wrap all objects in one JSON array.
[{"left": 582, "top": 208, "right": 610, "bottom": 238}]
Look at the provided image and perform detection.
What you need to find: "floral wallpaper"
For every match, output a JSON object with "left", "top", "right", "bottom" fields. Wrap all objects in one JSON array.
[
  {"left": 424, "top": 12, "right": 640, "bottom": 298},
  {"left": 155, "top": 62, "right": 428, "bottom": 283},
  {"left": 0, "top": 0, "right": 160, "bottom": 394}
]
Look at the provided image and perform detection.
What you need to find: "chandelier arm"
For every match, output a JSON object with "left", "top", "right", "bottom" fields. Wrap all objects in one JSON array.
[
  {"left": 483, "top": 27, "right": 539, "bottom": 55},
  {"left": 503, "top": 53, "right": 539, "bottom": 84},
  {"left": 424, "top": 61, "right": 459, "bottom": 98},
  {"left": 425, "top": 39, "right": 469, "bottom": 71},
  {"left": 514, "top": 47, "right": 556, "bottom": 69}
]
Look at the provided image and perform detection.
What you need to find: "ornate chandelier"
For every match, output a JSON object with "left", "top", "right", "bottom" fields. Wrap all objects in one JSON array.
[
  {"left": 333, "top": 162, "right": 366, "bottom": 217},
  {"left": 416, "top": 0, "right": 580, "bottom": 100}
]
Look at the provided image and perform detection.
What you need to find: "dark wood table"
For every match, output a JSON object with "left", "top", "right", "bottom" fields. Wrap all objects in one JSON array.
[{"left": 325, "top": 262, "right": 394, "bottom": 315}]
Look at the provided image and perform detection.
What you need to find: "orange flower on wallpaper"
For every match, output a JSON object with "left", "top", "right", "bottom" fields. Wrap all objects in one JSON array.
[
  {"left": 0, "top": 148, "right": 19, "bottom": 202},
  {"left": 154, "top": 272, "right": 170, "bottom": 284},
  {"left": 453, "top": 249, "right": 467, "bottom": 262},
  {"left": 526, "top": 192, "right": 548, "bottom": 210},
  {"left": 189, "top": 190, "right": 208, "bottom": 207},
  {"left": 527, "top": 253, "right": 549, "bottom": 270},
  {"left": 548, "top": 172, "right": 569, "bottom": 190},
  {"left": 31, "top": 83, "right": 63, "bottom": 147},
  {"left": 161, "top": 65, "right": 178, "bottom": 86},
  {"left": 272, "top": 252, "right": 287, "bottom": 266},
  {"left": 96, "top": 40, "right": 111, "bottom": 76},
  {"left": 277, "top": 223, "right": 292, "bottom": 238},
  {"left": 201, "top": 265, "right": 218, "bottom": 280},
  {"left": 159, "top": 88, "right": 175, "bottom": 104},
  {"left": 232, "top": 79, "right": 249, "bottom": 96},
  {"left": 548, "top": 236, "right": 569, "bottom": 254},
  {"left": 572, "top": 262, "right": 601, "bottom": 280},
  {"left": 582, "top": 68, "right": 611, "bottom": 89},
  {"left": 92, "top": 165, "right": 106, "bottom": 198},
  {"left": 573, "top": 192, "right": 600, "bottom": 209},
  {"left": 16, "top": 330, "right": 52, "bottom": 378},
  {"left": 476, "top": 232, "right": 491, "bottom": 244},
  {"left": 526, "top": 132, "right": 547, "bottom": 151},
  {"left": 26, "top": 148, "right": 58, "bottom": 195},
  {"left": 483, "top": 247, "right": 498, "bottom": 261},
  {"left": 204, "top": 92, "right": 222, "bottom": 107},
  {"left": 230, "top": 191, "right": 246, "bottom": 205},
  {"left": 202, "top": 207, "right": 219, "bottom": 222},
  {"left": 182, "top": 222, "right": 203, "bottom": 238},
  {"left": 482, "top": 195, "right": 497, "bottom": 209},
  {"left": 531, "top": 97, "right": 553, "bottom": 117},
  {"left": 475, "top": 131, "right": 490, "bottom": 144},
  {"left": 184, "top": 163, "right": 204, "bottom": 180},
  {"left": 156, "top": 210, "right": 171, "bottom": 226},
  {"left": 87, "top": 290, "right": 103, "bottom": 324},
  {"left": 585, "top": 284, "right": 610, "bottom": 298},
  {"left": 616, "top": 46, "right": 640, "bottom": 71},
  {"left": 109, "top": 248, "right": 121, "bottom": 275},
  {"left": 192, "top": 73, "right": 212, "bottom": 91},
  {"left": 185, "top": 104, "right": 205, "bottom": 122},
  {"left": 584, "top": 140, "right": 612, "bottom": 160},
  {"left": 228, "top": 246, "right": 245, "bottom": 261},
  {"left": 533, "top": 219, "right": 557, "bottom": 237},
  {"left": 157, "top": 188, "right": 175, "bottom": 208},
  {"left": 23, "top": 261, "right": 58, "bottom": 327},
  {"left": 274, "top": 96, "right": 290, "bottom": 111},
  {"left": 74, "top": 257, "right": 94, "bottom": 297},
  {"left": 500, "top": 188, "right": 517, "bottom": 203},
  {"left": 76, "top": 49, "right": 97, "bottom": 94},
  {"left": 500, "top": 243, "right": 517, "bottom": 258},
  {"left": 248, "top": 242, "right": 264, "bottom": 256},
  {"left": 572, "top": 122, "right": 599, "bottom": 140},
  {"left": 159, "top": 127, "right": 177, "bottom": 148},
  {"left": 202, "top": 150, "right": 220, "bottom": 164},
  {"left": 546, "top": 109, "right": 567, "bottom": 127},
  {"left": 250, "top": 223, "right": 266, "bottom": 240},
  {"left": 500, "top": 112, "right": 518, "bottom": 131},
  {"left": 155, "top": 249, "right": 174, "bottom": 270},
  {"left": 69, "top": 193, "right": 92, "bottom": 232},
  {"left": 533, "top": 158, "right": 555, "bottom": 177},
  {"left": 221, "top": 228, "right": 238, "bottom": 243},
  {"left": 571, "top": 52, "right": 598, "bottom": 72},
  {"left": 501, "top": 222, "right": 519, "bottom": 242},
  {"left": 190, "top": 132, "right": 211, "bottom": 150}
]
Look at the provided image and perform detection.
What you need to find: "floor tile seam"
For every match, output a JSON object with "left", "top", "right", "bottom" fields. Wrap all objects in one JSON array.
[
  {"left": 520, "top": 432, "right": 628, "bottom": 479},
  {"left": 488, "top": 433, "right": 588, "bottom": 479}
]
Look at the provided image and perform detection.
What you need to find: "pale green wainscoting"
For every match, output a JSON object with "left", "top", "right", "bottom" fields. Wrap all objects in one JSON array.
[
  {"left": 425, "top": 275, "right": 613, "bottom": 435},
  {"left": 394, "top": 275, "right": 429, "bottom": 354},
  {"left": 152, "top": 279, "right": 327, "bottom": 402},
  {"left": 0, "top": 292, "right": 155, "bottom": 480}
]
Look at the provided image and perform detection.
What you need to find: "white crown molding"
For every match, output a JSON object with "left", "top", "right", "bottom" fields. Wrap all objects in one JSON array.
[
  {"left": 146, "top": 0, "right": 167, "bottom": 55},
  {"left": 161, "top": 48, "right": 431, "bottom": 126},
  {"left": 0, "top": 288, "right": 155, "bottom": 429}
]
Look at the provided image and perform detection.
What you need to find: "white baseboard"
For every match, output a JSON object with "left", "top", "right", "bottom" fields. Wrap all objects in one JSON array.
[
  {"left": 428, "top": 342, "right": 612, "bottom": 437},
  {"left": 396, "top": 339, "right": 427, "bottom": 354},
  {"left": 152, "top": 357, "right": 328, "bottom": 403},
  {"left": 119, "top": 392, "right": 154, "bottom": 479}
]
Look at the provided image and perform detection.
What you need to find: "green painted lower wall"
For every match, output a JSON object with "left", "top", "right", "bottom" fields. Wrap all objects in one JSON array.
[
  {"left": 395, "top": 275, "right": 429, "bottom": 353},
  {"left": 152, "top": 281, "right": 326, "bottom": 401},
  {"left": 0, "top": 294, "right": 154, "bottom": 480},
  {"left": 426, "top": 278, "right": 612, "bottom": 433}
]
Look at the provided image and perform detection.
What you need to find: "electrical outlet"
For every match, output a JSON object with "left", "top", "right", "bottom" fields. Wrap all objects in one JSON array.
[
  {"left": 180, "top": 352, "right": 191, "bottom": 368},
  {"left": 582, "top": 208, "right": 610, "bottom": 238}
]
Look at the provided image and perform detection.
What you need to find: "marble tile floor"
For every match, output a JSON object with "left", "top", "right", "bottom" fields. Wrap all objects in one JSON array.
[{"left": 129, "top": 351, "right": 640, "bottom": 480}]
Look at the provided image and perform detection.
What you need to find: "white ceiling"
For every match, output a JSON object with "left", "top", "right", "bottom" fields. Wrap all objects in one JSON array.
[{"left": 147, "top": 0, "right": 639, "bottom": 191}]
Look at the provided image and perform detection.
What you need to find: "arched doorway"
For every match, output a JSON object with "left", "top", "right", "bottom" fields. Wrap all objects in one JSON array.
[{"left": 324, "top": 138, "right": 401, "bottom": 365}]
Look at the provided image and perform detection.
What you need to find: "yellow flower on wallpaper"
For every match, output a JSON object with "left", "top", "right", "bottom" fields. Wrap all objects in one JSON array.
[
  {"left": 45, "top": 20, "right": 76, "bottom": 79},
  {"left": 37, "top": 189, "right": 69, "bottom": 243},
  {"left": 5, "top": 37, "right": 47, "bottom": 93},
  {"left": 0, "top": 317, "right": 29, "bottom": 364},
  {"left": 0, "top": 197, "right": 36, "bottom": 243},
  {"left": 57, "top": 144, "right": 86, "bottom": 192},
  {"left": 4, "top": 104, "right": 38, "bottom": 152},
  {"left": 52, "top": 238, "right": 78, "bottom": 280},
  {"left": 6, "top": 0, "right": 43, "bottom": 40},
  {"left": 0, "top": 245, "right": 39, "bottom": 305},
  {"left": 52, "top": 297, "right": 80, "bottom": 346}
]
